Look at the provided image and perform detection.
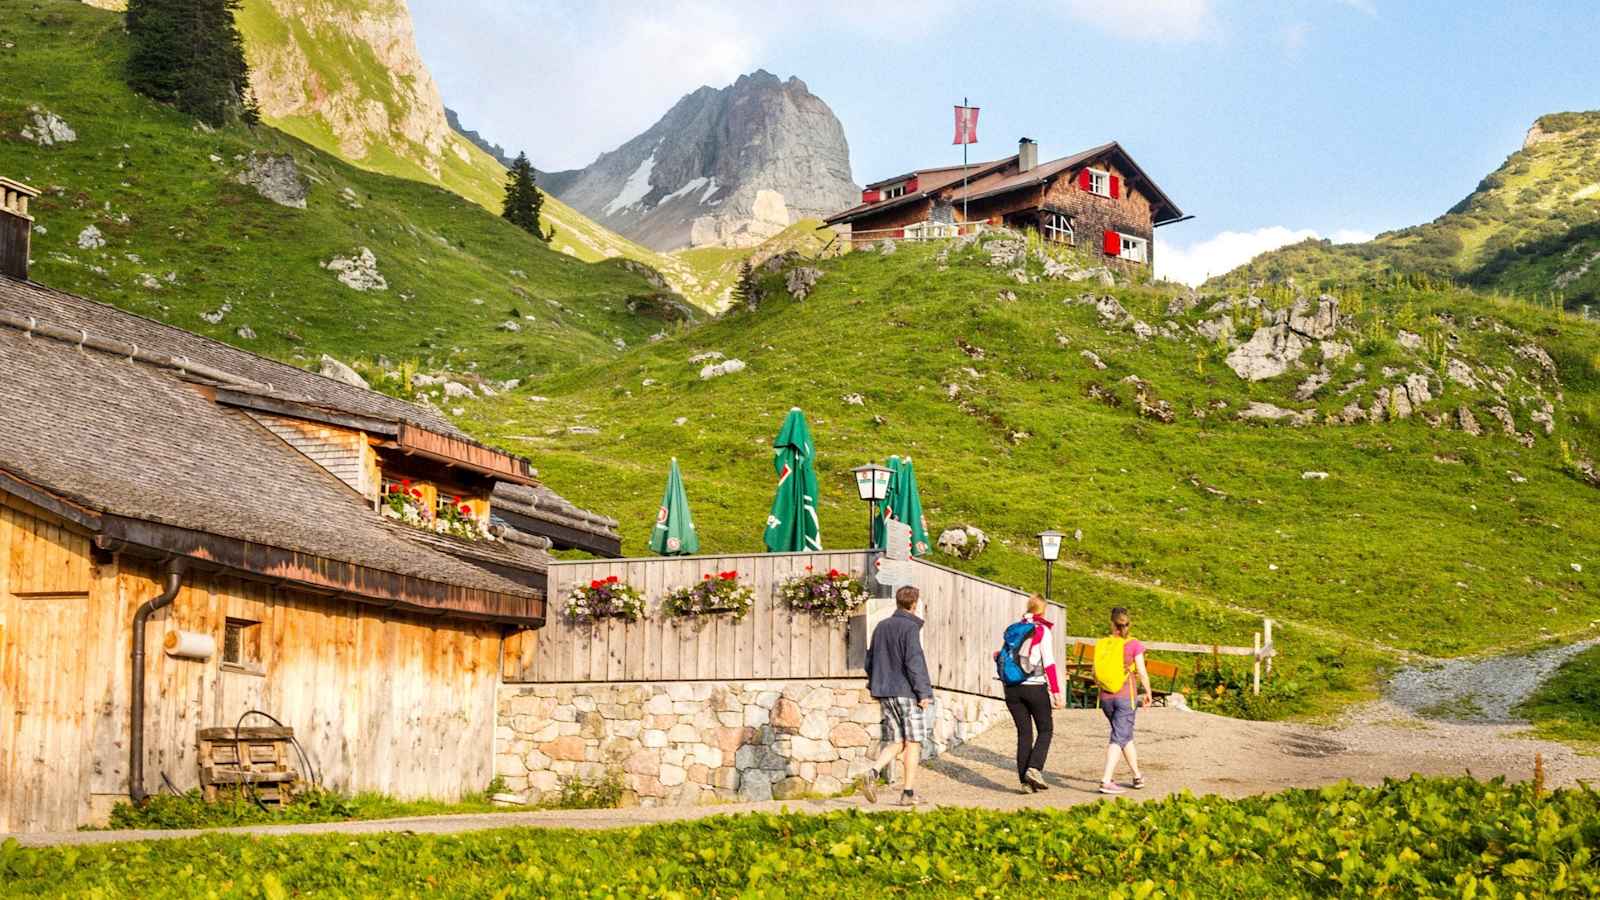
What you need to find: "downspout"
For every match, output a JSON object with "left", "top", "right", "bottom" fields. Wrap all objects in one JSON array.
[{"left": 129, "top": 559, "right": 185, "bottom": 804}]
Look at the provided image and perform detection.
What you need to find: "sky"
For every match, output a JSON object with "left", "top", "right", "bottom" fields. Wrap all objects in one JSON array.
[{"left": 412, "top": 1, "right": 1600, "bottom": 284}]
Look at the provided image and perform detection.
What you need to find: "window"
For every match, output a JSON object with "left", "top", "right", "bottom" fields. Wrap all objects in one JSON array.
[
  {"left": 222, "top": 618, "right": 261, "bottom": 671},
  {"left": 1119, "top": 234, "right": 1149, "bottom": 263},
  {"left": 881, "top": 183, "right": 907, "bottom": 200},
  {"left": 1043, "top": 212, "right": 1074, "bottom": 244},
  {"left": 1087, "top": 169, "right": 1110, "bottom": 197}
]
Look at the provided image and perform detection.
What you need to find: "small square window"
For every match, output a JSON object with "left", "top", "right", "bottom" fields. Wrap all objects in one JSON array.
[
  {"left": 1119, "top": 234, "right": 1149, "bottom": 263},
  {"left": 223, "top": 618, "right": 261, "bottom": 670},
  {"left": 1044, "top": 213, "right": 1074, "bottom": 244},
  {"left": 1088, "top": 169, "right": 1110, "bottom": 197}
]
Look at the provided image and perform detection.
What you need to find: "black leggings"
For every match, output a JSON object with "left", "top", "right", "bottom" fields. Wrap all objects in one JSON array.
[{"left": 1003, "top": 683, "right": 1053, "bottom": 781}]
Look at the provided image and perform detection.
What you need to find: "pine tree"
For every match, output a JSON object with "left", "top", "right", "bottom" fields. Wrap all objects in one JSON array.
[
  {"left": 502, "top": 152, "right": 550, "bottom": 241},
  {"left": 126, "top": 0, "right": 255, "bottom": 128},
  {"left": 733, "top": 259, "right": 760, "bottom": 309}
]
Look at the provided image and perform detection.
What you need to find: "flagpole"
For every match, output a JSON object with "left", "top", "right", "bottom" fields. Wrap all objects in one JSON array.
[{"left": 961, "top": 96, "right": 969, "bottom": 225}]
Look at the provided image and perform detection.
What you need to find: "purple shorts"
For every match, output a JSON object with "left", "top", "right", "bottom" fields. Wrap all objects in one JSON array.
[{"left": 1100, "top": 696, "right": 1136, "bottom": 747}]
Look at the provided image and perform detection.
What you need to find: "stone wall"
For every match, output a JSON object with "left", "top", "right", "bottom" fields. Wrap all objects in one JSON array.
[{"left": 495, "top": 680, "right": 1009, "bottom": 805}]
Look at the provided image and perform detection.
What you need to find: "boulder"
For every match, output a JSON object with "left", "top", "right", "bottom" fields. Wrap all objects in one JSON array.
[
  {"left": 699, "top": 358, "right": 746, "bottom": 379},
  {"left": 322, "top": 247, "right": 387, "bottom": 292},
  {"left": 1095, "top": 295, "right": 1130, "bottom": 324},
  {"left": 1445, "top": 358, "right": 1478, "bottom": 389},
  {"left": 1286, "top": 294, "right": 1340, "bottom": 339},
  {"left": 77, "top": 225, "right": 106, "bottom": 250},
  {"left": 1237, "top": 402, "right": 1315, "bottom": 426},
  {"left": 936, "top": 525, "right": 988, "bottom": 560},
  {"left": 786, "top": 266, "right": 823, "bottom": 300},
  {"left": 21, "top": 107, "right": 75, "bottom": 146},
  {"left": 499, "top": 320, "right": 521, "bottom": 332},
  {"left": 1396, "top": 330, "right": 1423, "bottom": 350},
  {"left": 1403, "top": 372, "right": 1433, "bottom": 408},
  {"left": 234, "top": 154, "right": 308, "bottom": 209},
  {"left": 1320, "top": 340, "right": 1354, "bottom": 363},
  {"left": 1195, "top": 315, "right": 1233, "bottom": 343},
  {"left": 1293, "top": 371, "right": 1331, "bottom": 401},
  {"left": 1456, "top": 405, "right": 1482, "bottom": 436},
  {"left": 1080, "top": 350, "right": 1107, "bottom": 370},
  {"left": 1225, "top": 324, "right": 1310, "bottom": 381}
]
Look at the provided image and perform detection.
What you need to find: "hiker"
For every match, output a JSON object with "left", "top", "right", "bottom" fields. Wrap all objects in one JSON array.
[
  {"left": 1096, "top": 606, "right": 1153, "bottom": 795},
  {"left": 859, "top": 584, "right": 933, "bottom": 806},
  {"left": 994, "top": 594, "right": 1062, "bottom": 793}
]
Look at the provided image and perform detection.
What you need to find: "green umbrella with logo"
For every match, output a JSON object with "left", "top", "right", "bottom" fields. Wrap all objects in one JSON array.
[
  {"left": 874, "top": 456, "right": 931, "bottom": 556},
  {"left": 649, "top": 457, "right": 700, "bottom": 556},
  {"left": 762, "top": 408, "right": 822, "bottom": 552},
  {"left": 896, "top": 457, "right": 931, "bottom": 557}
]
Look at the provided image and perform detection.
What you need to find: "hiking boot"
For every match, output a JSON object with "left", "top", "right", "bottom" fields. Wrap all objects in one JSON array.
[
  {"left": 899, "top": 789, "right": 925, "bottom": 807},
  {"left": 1098, "top": 782, "right": 1126, "bottom": 795},
  {"left": 1023, "top": 768, "right": 1049, "bottom": 792},
  {"left": 1130, "top": 775, "right": 1146, "bottom": 790},
  {"left": 857, "top": 769, "right": 879, "bottom": 804}
]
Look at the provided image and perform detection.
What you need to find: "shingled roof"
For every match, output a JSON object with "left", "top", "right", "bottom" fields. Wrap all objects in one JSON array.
[{"left": 0, "top": 277, "right": 620, "bottom": 624}]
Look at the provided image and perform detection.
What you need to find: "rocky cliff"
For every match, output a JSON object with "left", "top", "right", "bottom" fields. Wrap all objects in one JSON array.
[{"left": 545, "top": 71, "right": 858, "bottom": 252}]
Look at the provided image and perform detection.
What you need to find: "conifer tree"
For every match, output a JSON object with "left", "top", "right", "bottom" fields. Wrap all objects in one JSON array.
[
  {"left": 733, "top": 258, "right": 760, "bottom": 309},
  {"left": 502, "top": 152, "right": 550, "bottom": 241},
  {"left": 126, "top": 0, "right": 255, "bottom": 128}
]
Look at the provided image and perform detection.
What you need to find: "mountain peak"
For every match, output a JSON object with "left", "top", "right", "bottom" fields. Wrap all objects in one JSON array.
[{"left": 546, "top": 72, "right": 857, "bottom": 252}]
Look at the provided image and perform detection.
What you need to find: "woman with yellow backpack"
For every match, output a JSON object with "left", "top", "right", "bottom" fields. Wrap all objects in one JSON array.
[{"left": 1093, "top": 606, "right": 1153, "bottom": 795}]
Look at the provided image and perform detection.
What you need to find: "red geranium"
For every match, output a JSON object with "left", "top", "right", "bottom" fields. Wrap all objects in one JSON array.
[
  {"left": 718, "top": 570, "right": 738, "bottom": 580},
  {"left": 590, "top": 579, "right": 603, "bottom": 589},
  {"left": 606, "top": 575, "right": 619, "bottom": 583},
  {"left": 828, "top": 568, "right": 841, "bottom": 578},
  {"left": 459, "top": 504, "right": 471, "bottom": 516}
]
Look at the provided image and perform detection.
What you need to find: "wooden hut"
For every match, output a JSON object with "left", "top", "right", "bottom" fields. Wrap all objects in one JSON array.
[{"left": 0, "top": 192, "right": 619, "bottom": 831}]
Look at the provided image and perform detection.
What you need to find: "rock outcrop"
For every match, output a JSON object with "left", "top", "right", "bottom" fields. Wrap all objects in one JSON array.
[
  {"left": 544, "top": 70, "right": 858, "bottom": 251},
  {"left": 235, "top": 154, "right": 308, "bottom": 209}
]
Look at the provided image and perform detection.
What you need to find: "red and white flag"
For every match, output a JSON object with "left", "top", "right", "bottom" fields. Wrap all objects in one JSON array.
[{"left": 953, "top": 105, "right": 979, "bottom": 145}]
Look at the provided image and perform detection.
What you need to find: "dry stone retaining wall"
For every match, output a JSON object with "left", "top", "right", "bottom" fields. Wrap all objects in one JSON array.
[{"left": 495, "top": 680, "right": 1008, "bottom": 805}]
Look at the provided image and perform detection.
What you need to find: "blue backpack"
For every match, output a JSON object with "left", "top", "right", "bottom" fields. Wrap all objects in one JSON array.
[{"left": 996, "top": 621, "right": 1038, "bottom": 686}]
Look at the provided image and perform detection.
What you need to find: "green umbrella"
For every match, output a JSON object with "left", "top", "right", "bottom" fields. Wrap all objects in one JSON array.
[
  {"left": 874, "top": 456, "right": 931, "bottom": 556},
  {"left": 648, "top": 458, "right": 700, "bottom": 556},
  {"left": 762, "top": 408, "right": 822, "bottom": 552},
  {"left": 897, "top": 457, "right": 931, "bottom": 557}
]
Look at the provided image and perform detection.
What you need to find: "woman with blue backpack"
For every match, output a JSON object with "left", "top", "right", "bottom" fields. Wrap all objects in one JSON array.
[{"left": 995, "top": 595, "right": 1062, "bottom": 792}]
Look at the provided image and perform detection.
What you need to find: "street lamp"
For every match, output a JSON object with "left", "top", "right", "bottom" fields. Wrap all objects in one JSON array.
[
  {"left": 851, "top": 463, "right": 892, "bottom": 548},
  {"left": 1037, "top": 530, "right": 1064, "bottom": 599}
]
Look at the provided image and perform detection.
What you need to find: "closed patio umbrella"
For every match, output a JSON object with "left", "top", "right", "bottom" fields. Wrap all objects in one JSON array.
[
  {"left": 649, "top": 457, "right": 700, "bottom": 556},
  {"left": 762, "top": 408, "right": 822, "bottom": 552},
  {"left": 897, "top": 457, "right": 931, "bottom": 557}
]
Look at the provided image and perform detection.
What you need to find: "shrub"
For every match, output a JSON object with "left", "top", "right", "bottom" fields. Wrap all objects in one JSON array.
[{"left": 544, "top": 771, "right": 625, "bottom": 810}]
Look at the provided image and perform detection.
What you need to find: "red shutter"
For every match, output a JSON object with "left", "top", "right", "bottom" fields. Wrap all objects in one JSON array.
[
  {"left": 862, "top": 189, "right": 881, "bottom": 203},
  {"left": 1078, "top": 169, "right": 1091, "bottom": 191},
  {"left": 905, "top": 176, "right": 920, "bottom": 193},
  {"left": 1110, "top": 175, "right": 1121, "bottom": 199},
  {"left": 1103, "top": 230, "right": 1120, "bottom": 256}
]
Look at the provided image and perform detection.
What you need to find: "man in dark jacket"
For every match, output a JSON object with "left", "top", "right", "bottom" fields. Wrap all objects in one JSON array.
[{"left": 859, "top": 585, "right": 933, "bottom": 806}]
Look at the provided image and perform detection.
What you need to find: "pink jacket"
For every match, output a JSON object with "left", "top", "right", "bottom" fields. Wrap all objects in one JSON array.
[{"left": 1020, "top": 613, "right": 1060, "bottom": 694}]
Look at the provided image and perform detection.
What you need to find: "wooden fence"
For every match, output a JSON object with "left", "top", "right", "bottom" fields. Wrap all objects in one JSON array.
[{"left": 502, "top": 551, "right": 1065, "bottom": 700}]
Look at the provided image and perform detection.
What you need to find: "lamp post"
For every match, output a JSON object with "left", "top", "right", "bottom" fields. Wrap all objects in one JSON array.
[
  {"left": 1037, "top": 529, "right": 1063, "bottom": 599},
  {"left": 851, "top": 463, "right": 892, "bottom": 548}
]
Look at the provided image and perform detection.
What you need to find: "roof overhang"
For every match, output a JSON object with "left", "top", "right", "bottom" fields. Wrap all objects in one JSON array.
[
  {"left": 495, "top": 505, "right": 623, "bottom": 558},
  {"left": 392, "top": 422, "right": 538, "bottom": 485},
  {"left": 823, "top": 193, "right": 929, "bottom": 226}
]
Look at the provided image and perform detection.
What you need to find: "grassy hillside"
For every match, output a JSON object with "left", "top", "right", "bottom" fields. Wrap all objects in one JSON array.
[
  {"left": 1215, "top": 112, "right": 1600, "bottom": 309},
  {"left": 0, "top": 1, "right": 687, "bottom": 380},
  {"left": 232, "top": 0, "right": 719, "bottom": 309},
  {"left": 673, "top": 219, "right": 840, "bottom": 309},
  {"left": 461, "top": 234, "right": 1600, "bottom": 707}
]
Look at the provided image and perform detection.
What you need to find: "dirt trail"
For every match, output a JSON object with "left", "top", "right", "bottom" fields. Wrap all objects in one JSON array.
[
  {"left": 1385, "top": 639, "right": 1599, "bottom": 721},
  {"left": 15, "top": 704, "right": 1594, "bottom": 848}
]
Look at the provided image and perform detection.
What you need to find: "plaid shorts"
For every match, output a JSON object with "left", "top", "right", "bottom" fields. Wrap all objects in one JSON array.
[{"left": 879, "top": 696, "right": 928, "bottom": 744}]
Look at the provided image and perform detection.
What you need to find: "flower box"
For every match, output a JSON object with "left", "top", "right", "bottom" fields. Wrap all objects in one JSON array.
[{"left": 663, "top": 571, "right": 754, "bottom": 620}]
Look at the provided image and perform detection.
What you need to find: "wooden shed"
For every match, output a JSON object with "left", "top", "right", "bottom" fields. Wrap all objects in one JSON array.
[{"left": 0, "top": 271, "right": 617, "bottom": 832}]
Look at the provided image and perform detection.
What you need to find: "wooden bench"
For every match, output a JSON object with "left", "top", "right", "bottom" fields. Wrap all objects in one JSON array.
[
  {"left": 1144, "top": 658, "right": 1184, "bottom": 706},
  {"left": 1062, "top": 644, "right": 1186, "bottom": 708}
]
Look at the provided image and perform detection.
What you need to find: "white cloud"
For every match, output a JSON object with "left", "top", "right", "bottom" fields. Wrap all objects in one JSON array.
[
  {"left": 1155, "top": 226, "right": 1374, "bottom": 286},
  {"left": 1059, "top": 0, "right": 1221, "bottom": 43}
]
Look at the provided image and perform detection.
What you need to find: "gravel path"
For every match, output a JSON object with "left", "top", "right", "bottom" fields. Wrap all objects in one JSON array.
[
  {"left": 1385, "top": 639, "right": 1599, "bottom": 722},
  {"left": 15, "top": 703, "right": 1595, "bottom": 848}
]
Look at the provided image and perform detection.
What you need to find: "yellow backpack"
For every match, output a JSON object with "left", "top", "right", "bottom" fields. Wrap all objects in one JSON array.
[{"left": 1093, "top": 636, "right": 1132, "bottom": 694}]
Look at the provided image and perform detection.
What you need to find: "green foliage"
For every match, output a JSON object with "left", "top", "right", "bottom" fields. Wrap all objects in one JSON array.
[
  {"left": 501, "top": 151, "right": 549, "bottom": 241},
  {"left": 0, "top": 1, "right": 672, "bottom": 379},
  {"left": 101, "top": 785, "right": 506, "bottom": 831},
  {"left": 545, "top": 771, "right": 626, "bottom": 810},
  {"left": 126, "top": 0, "right": 255, "bottom": 127},
  {"left": 733, "top": 258, "right": 759, "bottom": 308},
  {"left": 14, "top": 778, "right": 1600, "bottom": 896},
  {"left": 1517, "top": 645, "right": 1600, "bottom": 744},
  {"left": 1186, "top": 656, "right": 1305, "bottom": 721}
]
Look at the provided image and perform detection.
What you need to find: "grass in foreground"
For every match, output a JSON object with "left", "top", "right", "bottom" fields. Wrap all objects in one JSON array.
[
  {"left": 1518, "top": 645, "right": 1600, "bottom": 745},
  {"left": 7, "top": 778, "right": 1597, "bottom": 897},
  {"left": 97, "top": 775, "right": 625, "bottom": 831}
]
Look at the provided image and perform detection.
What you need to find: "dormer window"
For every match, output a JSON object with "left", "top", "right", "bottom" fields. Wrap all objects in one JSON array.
[
  {"left": 882, "top": 183, "right": 908, "bottom": 200},
  {"left": 381, "top": 476, "right": 496, "bottom": 541}
]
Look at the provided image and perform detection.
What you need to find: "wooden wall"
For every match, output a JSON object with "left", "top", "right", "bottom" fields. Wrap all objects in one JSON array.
[
  {"left": 247, "top": 412, "right": 380, "bottom": 501},
  {"left": 503, "top": 551, "right": 1064, "bottom": 700},
  {"left": 0, "top": 497, "right": 501, "bottom": 833}
]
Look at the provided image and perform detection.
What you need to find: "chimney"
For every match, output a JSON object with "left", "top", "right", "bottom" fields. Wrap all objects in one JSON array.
[
  {"left": 1018, "top": 137, "right": 1037, "bottom": 174},
  {"left": 0, "top": 177, "right": 40, "bottom": 281}
]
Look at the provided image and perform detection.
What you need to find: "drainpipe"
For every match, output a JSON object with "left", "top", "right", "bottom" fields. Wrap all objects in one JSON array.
[{"left": 129, "top": 559, "right": 185, "bottom": 804}]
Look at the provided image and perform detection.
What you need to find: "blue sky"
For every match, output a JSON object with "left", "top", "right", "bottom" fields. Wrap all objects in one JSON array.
[{"left": 412, "top": 1, "right": 1600, "bottom": 283}]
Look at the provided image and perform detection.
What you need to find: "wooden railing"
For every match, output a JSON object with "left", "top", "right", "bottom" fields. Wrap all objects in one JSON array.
[{"left": 502, "top": 551, "right": 1064, "bottom": 700}]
